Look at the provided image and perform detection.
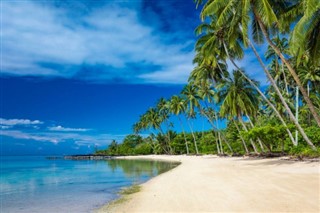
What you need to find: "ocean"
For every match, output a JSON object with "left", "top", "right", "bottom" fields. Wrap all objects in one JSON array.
[{"left": 0, "top": 156, "right": 179, "bottom": 213}]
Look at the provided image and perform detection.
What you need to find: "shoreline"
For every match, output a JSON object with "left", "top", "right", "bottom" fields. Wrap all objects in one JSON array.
[{"left": 97, "top": 155, "right": 320, "bottom": 213}]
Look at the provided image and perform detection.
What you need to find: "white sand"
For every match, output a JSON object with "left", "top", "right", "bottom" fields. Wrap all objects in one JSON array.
[{"left": 98, "top": 155, "right": 320, "bottom": 212}]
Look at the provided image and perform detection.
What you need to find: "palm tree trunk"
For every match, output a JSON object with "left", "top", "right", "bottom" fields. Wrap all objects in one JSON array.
[
  {"left": 158, "top": 127, "right": 171, "bottom": 155},
  {"left": 254, "top": 13, "right": 320, "bottom": 128},
  {"left": 238, "top": 116, "right": 259, "bottom": 154},
  {"left": 214, "top": 131, "right": 221, "bottom": 154},
  {"left": 218, "top": 132, "right": 224, "bottom": 154},
  {"left": 214, "top": 111, "right": 224, "bottom": 154},
  {"left": 223, "top": 42, "right": 296, "bottom": 146},
  {"left": 307, "top": 83, "right": 311, "bottom": 125},
  {"left": 281, "top": 63, "right": 289, "bottom": 95},
  {"left": 234, "top": 121, "right": 249, "bottom": 154},
  {"left": 178, "top": 116, "right": 189, "bottom": 154},
  {"left": 164, "top": 120, "right": 174, "bottom": 154},
  {"left": 202, "top": 110, "right": 233, "bottom": 154},
  {"left": 201, "top": 109, "right": 221, "bottom": 154},
  {"left": 246, "top": 115, "right": 265, "bottom": 152},
  {"left": 247, "top": 39, "right": 316, "bottom": 150},
  {"left": 295, "top": 86, "right": 299, "bottom": 145},
  {"left": 219, "top": 132, "right": 233, "bottom": 153},
  {"left": 186, "top": 117, "right": 199, "bottom": 155}
]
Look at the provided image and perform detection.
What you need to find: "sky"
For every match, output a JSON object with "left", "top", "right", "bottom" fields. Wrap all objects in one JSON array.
[{"left": 1, "top": 0, "right": 268, "bottom": 156}]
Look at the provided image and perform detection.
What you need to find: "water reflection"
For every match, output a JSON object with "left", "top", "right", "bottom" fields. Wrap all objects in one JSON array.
[
  {"left": 0, "top": 157, "right": 180, "bottom": 213},
  {"left": 106, "top": 159, "right": 180, "bottom": 179}
]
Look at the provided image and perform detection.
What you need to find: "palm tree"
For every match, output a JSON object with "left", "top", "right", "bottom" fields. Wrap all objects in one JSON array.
[
  {"left": 181, "top": 84, "right": 200, "bottom": 154},
  {"left": 156, "top": 98, "right": 173, "bottom": 154},
  {"left": 289, "top": 0, "right": 320, "bottom": 67},
  {"left": 196, "top": 0, "right": 318, "bottom": 148},
  {"left": 266, "top": 88, "right": 295, "bottom": 119},
  {"left": 135, "top": 107, "right": 172, "bottom": 154},
  {"left": 193, "top": 8, "right": 298, "bottom": 147},
  {"left": 298, "top": 62, "right": 320, "bottom": 95},
  {"left": 232, "top": 118, "right": 249, "bottom": 154},
  {"left": 218, "top": 70, "right": 260, "bottom": 153},
  {"left": 251, "top": 0, "right": 320, "bottom": 127},
  {"left": 169, "top": 95, "right": 190, "bottom": 154},
  {"left": 265, "top": 36, "right": 290, "bottom": 94}
]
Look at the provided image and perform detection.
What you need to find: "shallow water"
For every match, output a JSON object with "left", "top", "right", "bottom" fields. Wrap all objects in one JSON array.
[{"left": 0, "top": 156, "right": 179, "bottom": 213}]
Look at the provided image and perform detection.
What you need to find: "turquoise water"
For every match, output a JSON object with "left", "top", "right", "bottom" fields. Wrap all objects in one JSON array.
[{"left": 0, "top": 156, "right": 179, "bottom": 213}]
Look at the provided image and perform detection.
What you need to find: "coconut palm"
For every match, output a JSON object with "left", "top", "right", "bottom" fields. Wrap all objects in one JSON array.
[
  {"left": 298, "top": 62, "right": 320, "bottom": 95},
  {"left": 193, "top": 7, "right": 299, "bottom": 146},
  {"left": 218, "top": 70, "right": 260, "bottom": 153},
  {"left": 181, "top": 84, "right": 200, "bottom": 154},
  {"left": 156, "top": 98, "right": 173, "bottom": 154},
  {"left": 265, "top": 36, "right": 290, "bottom": 94},
  {"left": 169, "top": 95, "right": 190, "bottom": 154},
  {"left": 135, "top": 107, "right": 172, "bottom": 154},
  {"left": 290, "top": 0, "right": 320, "bottom": 67},
  {"left": 195, "top": 0, "right": 316, "bottom": 148}
]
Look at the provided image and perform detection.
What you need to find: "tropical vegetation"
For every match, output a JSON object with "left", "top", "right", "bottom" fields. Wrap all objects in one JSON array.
[{"left": 96, "top": 0, "right": 320, "bottom": 158}]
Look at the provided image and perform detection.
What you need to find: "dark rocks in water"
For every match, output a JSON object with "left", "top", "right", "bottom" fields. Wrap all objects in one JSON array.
[
  {"left": 64, "top": 155, "right": 112, "bottom": 160},
  {"left": 46, "top": 156, "right": 62, "bottom": 160}
]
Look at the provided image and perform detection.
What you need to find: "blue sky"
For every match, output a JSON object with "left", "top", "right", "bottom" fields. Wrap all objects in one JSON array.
[{"left": 1, "top": 0, "right": 268, "bottom": 155}]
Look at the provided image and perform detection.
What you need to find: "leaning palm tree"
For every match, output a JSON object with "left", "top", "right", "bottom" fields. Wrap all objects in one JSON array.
[
  {"left": 298, "top": 61, "right": 320, "bottom": 95},
  {"left": 195, "top": 0, "right": 320, "bottom": 127},
  {"left": 156, "top": 98, "right": 173, "bottom": 154},
  {"left": 192, "top": 10, "right": 299, "bottom": 145},
  {"left": 218, "top": 70, "right": 260, "bottom": 153},
  {"left": 181, "top": 84, "right": 200, "bottom": 154},
  {"left": 169, "top": 95, "right": 190, "bottom": 154},
  {"left": 265, "top": 36, "right": 290, "bottom": 94},
  {"left": 195, "top": 79, "right": 233, "bottom": 154},
  {"left": 195, "top": 0, "right": 316, "bottom": 149},
  {"left": 139, "top": 107, "right": 171, "bottom": 154},
  {"left": 289, "top": 0, "right": 320, "bottom": 67}
]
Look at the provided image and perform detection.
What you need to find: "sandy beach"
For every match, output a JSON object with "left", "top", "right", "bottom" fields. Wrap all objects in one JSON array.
[{"left": 98, "top": 155, "right": 320, "bottom": 213}]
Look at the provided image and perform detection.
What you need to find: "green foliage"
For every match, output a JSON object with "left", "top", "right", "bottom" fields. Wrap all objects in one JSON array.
[
  {"left": 171, "top": 134, "right": 189, "bottom": 154},
  {"left": 289, "top": 145, "right": 320, "bottom": 158},
  {"left": 123, "top": 134, "right": 143, "bottom": 148},
  {"left": 198, "top": 132, "right": 216, "bottom": 154},
  {"left": 242, "top": 124, "right": 291, "bottom": 151},
  {"left": 304, "top": 126, "right": 320, "bottom": 146},
  {"left": 134, "top": 143, "right": 152, "bottom": 155}
]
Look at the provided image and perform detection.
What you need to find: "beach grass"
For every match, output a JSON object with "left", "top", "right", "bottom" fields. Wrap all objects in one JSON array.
[
  {"left": 120, "top": 184, "right": 141, "bottom": 195},
  {"left": 96, "top": 184, "right": 141, "bottom": 212}
]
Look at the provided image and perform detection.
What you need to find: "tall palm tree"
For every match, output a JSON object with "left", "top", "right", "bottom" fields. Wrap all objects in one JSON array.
[
  {"left": 218, "top": 70, "right": 260, "bottom": 153},
  {"left": 181, "top": 84, "right": 200, "bottom": 154},
  {"left": 289, "top": 0, "right": 320, "bottom": 67},
  {"left": 135, "top": 107, "right": 171, "bottom": 154},
  {"left": 156, "top": 98, "right": 173, "bottom": 154},
  {"left": 196, "top": 0, "right": 319, "bottom": 146},
  {"left": 266, "top": 88, "right": 295, "bottom": 119},
  {"left": 169, "top": 95, "right": 190, "bottom": 154},
  {"left": 265, "top": 36, "right": 290, "bottom": 94},
  {"left": 193, "top": 8, "right": 298, "bottom": 147},
  {"left": 298, "top": 62, "right": 320, "bottom": 95}
]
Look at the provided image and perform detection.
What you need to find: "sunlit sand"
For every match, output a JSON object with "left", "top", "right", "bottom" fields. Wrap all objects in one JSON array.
[{"left": 98, "top": 155, "right": 320, "bottom": 212}]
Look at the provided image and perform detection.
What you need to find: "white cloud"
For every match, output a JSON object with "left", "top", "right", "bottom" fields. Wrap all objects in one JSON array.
[
  {"left": 1, "top": 125, "right": 11, "bottom": 130},
  {"left": 0, "top": 118, "right": 43, "bottom": 126},
  {"left": 0, "top": 130, "right": 59, "bottom": 144},
  {"left": 1, "top": 129, "right": 126, "bottom": 146},
  {"left": 48, "top": 125, "right": 90, "bottom": 132},
  {"left": 1, "top": 1, "right": 194, "bottom": 84}
]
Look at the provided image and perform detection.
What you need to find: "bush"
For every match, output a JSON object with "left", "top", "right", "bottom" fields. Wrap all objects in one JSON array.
[
  {"left": 289, "top": 145, "right": 320, "bottom": 158},
  {"left": 134, "top": 143, "right": 152, "bottom": 155}
]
